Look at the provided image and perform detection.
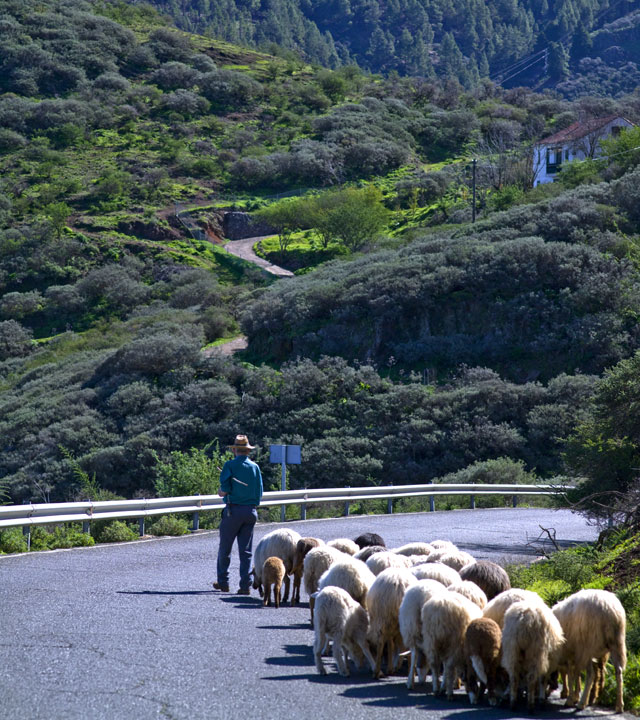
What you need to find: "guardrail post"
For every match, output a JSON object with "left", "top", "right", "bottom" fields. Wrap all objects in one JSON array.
[
  {"left": 470, "top": 495, "right": 476, "bottom": 510},
  {"left": 191, "top": 495, "right": 200, "bottom": 533},
  {"left": 22, "top": 501, "right": 31, "bottom": 551},
  {"left": 512, "top": 495, "right": 518, "bottom": 508},
  {"left": 429, "top": 495, "right": 435, "bottom": 512},
  {"left": 387, "top": 498, "right": 393, "bottom": 514},
  {"left": 344, "top": 487, "right": 350, "bottom": 517},
  {"left": 82, "top": 521, "right": 90, "bottom": 534},
  {"left": 300, "top": 504, "right": 306, "bottom": 521},
  {"left": 139, "top": 517, "right": 145, "bottom": 536}
]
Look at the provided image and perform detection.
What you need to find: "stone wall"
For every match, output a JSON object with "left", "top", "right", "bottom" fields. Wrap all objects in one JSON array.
[{"left": 222, "top": 211, "right": 275, "bottom": 240}]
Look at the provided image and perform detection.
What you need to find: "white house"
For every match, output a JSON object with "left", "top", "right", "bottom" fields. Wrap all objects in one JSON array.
[{"left": 532, "top": 115, "right": 634, "bottom": 186}]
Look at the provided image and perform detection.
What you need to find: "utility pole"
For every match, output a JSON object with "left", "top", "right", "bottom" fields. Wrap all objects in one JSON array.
[{"left": 472, "top": 158, "right": 477, "bottom": 223}]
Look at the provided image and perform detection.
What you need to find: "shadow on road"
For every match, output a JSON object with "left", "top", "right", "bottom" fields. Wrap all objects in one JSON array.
[{"left": 116, "top": 589, "right": 214, "bottom": 596}]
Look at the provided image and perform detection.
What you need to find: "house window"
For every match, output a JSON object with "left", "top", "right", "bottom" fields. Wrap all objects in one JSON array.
[
  {"left": 612, "top": 126, "right": 622, "bottom": 136},
  {"left": 546, "top": 147, "right": 562, "bottom": 174},
  {"left": 565, "top": 149, "right": 570, "bottom": 161}
]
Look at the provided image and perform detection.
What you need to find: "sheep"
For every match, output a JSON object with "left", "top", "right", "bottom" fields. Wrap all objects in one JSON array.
[
  {"left": 500, "top": 600, "right": 565, "bottom": 712},
  {"left": 291, "top": 537, "right": 323, "bottom": 606},
  {"left": 327, "top": 538, "right": 359, "bottom": 555},
  {"left": 459, "top": 560, "right": 511, "bottom": 600},
  {"left": 354, "top": 532, "right": 385, "bottom": 549},
  {"left": 421, "top": 592, "right": 483, "bottom": 699},
  {"left": 354, "top": 545, "right": 387, "bottom": 562},
  {"left": 262, "top": 556, "right": 285, "bottom": 608},
  {"left": 313, "top": 586, "right": 376, "bottom": 677},
  {"left": 437, "top": 550, "right": 476, "bottom": 572},
  {"left": 303, "top": 545, "right": 348, "bottom": 624},
  {"left": 366, "top": 567, "right": 417, "bottom": 678},
  {"left": 483, "top": 588, "right": 546, "bottom": 628},
  {"left": 464, "top": 617, "right": 504, "bottom": 705},
  {"left": 366, "top": 551, "right": 412, "bottom": 576},
  {"left": 552, "top": 589, "right": 627, "bottom": 713},
  {"left": 398, "top": 579, "right": 447, "bottom": 688},
  {"left": 429, "top": 539, "right": 458, "bottom": 551},
  {"left": 318, "top": 558, "right": 376, "bottom": 608},
  {"left": 393, "top": 542, "right": 433, "bottom": 557},
  {"left": 252, "top": 528, "right": 301, "bottom": 602},
  {"left": 411, "top": 561, "right": 460, "bottom": 587},
  {"left": 448, "top": 580, "right": 488, "bottom": 609}
]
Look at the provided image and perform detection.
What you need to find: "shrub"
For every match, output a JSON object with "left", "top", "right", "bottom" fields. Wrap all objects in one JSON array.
[
  {"left": 95, "top": 520, "right": 138, "bottom": 543},
  {"left": 0, "top": 527, "right": 28, "bottom": 554},
  {"left": 148, "top": 514, "right": 189, "bottom": 536},
  {"left": 0, "top": 320, "right": 33, "bottom": 360},
  {"left": 153, "top": 444, "right": 229, "bottom": 497}
]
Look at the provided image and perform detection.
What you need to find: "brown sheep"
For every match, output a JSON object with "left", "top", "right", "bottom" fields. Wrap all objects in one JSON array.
[
  {"left": 459, "top": 560, "right": 511, "bottom": 600},
  {"left": 464, "top": 617, "right": 505, "bottom": 705},
  {"left": 291, "top": 537, "right": 323, "bottom": 606},
  {"left": 262, "top": 556, "right": 286, "bottom": 608}
]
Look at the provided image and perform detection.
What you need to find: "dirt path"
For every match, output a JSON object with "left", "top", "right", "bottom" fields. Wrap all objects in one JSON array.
[
  {"left": 224, "top": 236, "right": 294, "bottom": 277},
  {"left": 202, "top": 335, "right": 248, "bottom": 357}
]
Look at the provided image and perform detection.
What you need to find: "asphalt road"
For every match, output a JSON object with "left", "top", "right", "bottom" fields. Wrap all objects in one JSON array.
[{"left": 0, "top": 507, "right": 628, "bottom": 720}]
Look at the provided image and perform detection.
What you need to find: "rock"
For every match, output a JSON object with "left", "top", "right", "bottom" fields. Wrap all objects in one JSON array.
[{"left": 223, "top": 211, "right": 274, "bottom": 240}]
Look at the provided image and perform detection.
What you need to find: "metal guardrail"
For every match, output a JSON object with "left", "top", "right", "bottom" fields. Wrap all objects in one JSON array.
[{"left": 0, "top": 484, "right": 569, "bottom": 537}]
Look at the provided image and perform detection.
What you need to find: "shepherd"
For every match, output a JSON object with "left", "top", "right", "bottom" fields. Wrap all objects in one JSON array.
[{"left": 213, "top": 434, "right": 263, "bottom": 595}]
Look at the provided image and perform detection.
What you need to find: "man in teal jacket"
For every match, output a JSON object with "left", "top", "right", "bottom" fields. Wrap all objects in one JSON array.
[{"left": 213, "top": 434, "right": 263, "bottom": 595}]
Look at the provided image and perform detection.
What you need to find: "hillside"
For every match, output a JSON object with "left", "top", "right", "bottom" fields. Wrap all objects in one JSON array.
[
  {"left": 142, "top": 0, "right": 640, "bottom": 93},
  {"left": 0, "top": 0, "right": 639, "bottom": 512}
]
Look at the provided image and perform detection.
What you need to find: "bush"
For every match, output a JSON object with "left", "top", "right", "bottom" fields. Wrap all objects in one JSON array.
[
  {"left": 0, "top": 527, "right": 28, "bottom": 554},
  {"left": 148, "top": 514, "right": 189, "bottom": 536},
  {"left": 94, "top": 520, "right": 138, "bottom": 543}
]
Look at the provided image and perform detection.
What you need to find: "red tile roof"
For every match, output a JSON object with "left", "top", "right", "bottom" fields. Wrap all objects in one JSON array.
[{"left": 537, "top": 115, "right": 630, "bottom": 145}]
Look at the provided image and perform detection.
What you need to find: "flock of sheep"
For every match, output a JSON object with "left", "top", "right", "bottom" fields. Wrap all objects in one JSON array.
[{"left": 249, "top": 526, "right": 628, "bottom": 714}]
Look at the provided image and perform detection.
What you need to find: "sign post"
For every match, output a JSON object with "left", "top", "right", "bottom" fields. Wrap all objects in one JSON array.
[{"left": 270, "top": 444, "right": 301, "bottom": 522}]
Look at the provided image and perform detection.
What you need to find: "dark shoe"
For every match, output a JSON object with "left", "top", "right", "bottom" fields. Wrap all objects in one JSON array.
[
  {"left": 213, "top": 582, "right": 229, "bottom": 592},
  {"left": 236, "top": 588, "right": 251, "bottom": 596}
]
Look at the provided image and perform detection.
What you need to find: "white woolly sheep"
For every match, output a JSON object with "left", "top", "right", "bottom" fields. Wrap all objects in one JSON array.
[
  {"left": 398, "top": 579, "right": 447, "bottom": 688},
  {"left": 262, "top": 556, "right": 285, "bottom": 608},
  {"left": 291, "top": 537, "right": 324, "bottom": 606},
  {"left": 313, "top": 586, "right": 376, "bottom": 677},
  {"left": 421, "top": 592, "right": 482, "bottom": 699},
  {"left": 366, "top": 551, "right": 412, "bottom": 576},
  {"left": 483, "top": 588, "right": 546, "bottom": 628},
  {"left": 318, "top": 558, "right": 376, "bottom": 608},
  {"left": 459, "top": 560, "right": 511, "bottom": 600},
  {"left": 429, "top": 539, "right": 458, "bottom": 551},
  {"left": 464, "top": 617, "right": 504, "bottom": 706},
  {"left": 553, "top": 588, "right": 627, "bottom": 713},
  {"left": 367, "top": 567, "right": 417, "bottom": 678},
  {"left": 327, "top": 538, "right": 359, "bottom": 555},
  {"left": 411, "top": 561, "right": 460, "bottom": 587},
  {"left": 252, "top": 528, "right": 302, "bottom": 602},
  {"left": 303, "top": 544, "right": 348, "bottom": 624},
  {"left": 437, "top": 550, "right": 476, "bottom": 572},
  {"left": 393, "top": 542, "right": 434, "bottom": 557},
  {"left": 500, "top": 600, "right": 565, "bottom": 712},
  {"left": 448, "top": 580, "right": 488, "bottom": 609}
]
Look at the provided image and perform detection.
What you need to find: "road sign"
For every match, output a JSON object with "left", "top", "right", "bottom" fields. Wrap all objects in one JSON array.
[{"left": 270, "top": 445, "right": 302, "bottom": 521}]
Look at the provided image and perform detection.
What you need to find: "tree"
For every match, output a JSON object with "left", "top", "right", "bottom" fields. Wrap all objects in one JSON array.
[
  {"left": 44, "top": 201, "right": 72, "bottom": 238},
  {"left": 547, "top": 42, "right": 569, "bottom": 81},
  {"left": 315, "top": 186, "right": 390, "bottom": 252},
  {"left": 253, "top": 198, "right": 305, "bottom": 252}
]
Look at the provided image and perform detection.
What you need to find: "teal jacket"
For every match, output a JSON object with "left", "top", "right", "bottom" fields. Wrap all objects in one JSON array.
[{"left": 219, "top": 455, "right": 263, "bottom": 507}]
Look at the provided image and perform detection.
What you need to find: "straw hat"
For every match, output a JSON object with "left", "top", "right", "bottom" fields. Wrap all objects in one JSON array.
[{"left": 228, "top": 434, "right": 255, "bottom": 450}]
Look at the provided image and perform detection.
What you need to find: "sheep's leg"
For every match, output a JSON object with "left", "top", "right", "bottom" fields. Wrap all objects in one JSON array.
[
  {"left": 508, "top": 671, "right": 518, "bottom": 710},
  {"left": 373, "top": 635, "right": 385, "bottom": 679},
  {"left": 274, "top": 581, "right": 281, "bottom": 609},
  {"left": 407, "top": 648, "right": 417, "bottom": 689},
  {"left": 578, "top": 662, "right": 597, "bottom": 710},
  {"left": 263, "top": 583, "right": 270, "bottom": 607},
  {"left": 444, "top": 660, "right": 456, "bottom": 701},
  {"left": 309, "top": 593, "right": 316, "bottom": 626},
  {"left": 560, "top": 671, "right": 569, "bottom": 699},
  {"left": 417, "top": 649, "right": 427, "bottom": 685},
  {"left": 333, "top": 636, "right": 349, "bottom": 677},
  {"left": 386, "top": 637, "right": 395, "bottom": 674},
  {"left": 282, "top": 574, "right": 290, "bottom": 603},
  {"left": 314, "top": 630, "right": 327, "bottom": 675},
  {"left": 427, "top": 651, "right": 440, "bottom": 694},
  {"left": 609, "top": 647, "right": 625, "bottom": 713},
  {"left": 359, "top": 639, "right": 377, "bottom": 675},
  {"left": 291, "top": 569, "right": 302, "bottom": 605},
  {"left": 526, "top": 675, "right": 537, "bottom": 713}
]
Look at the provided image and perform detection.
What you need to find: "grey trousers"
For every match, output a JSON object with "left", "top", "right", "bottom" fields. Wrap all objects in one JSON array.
[{"left": 216, "top": 504, "right": 257, "bottom": 590}]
